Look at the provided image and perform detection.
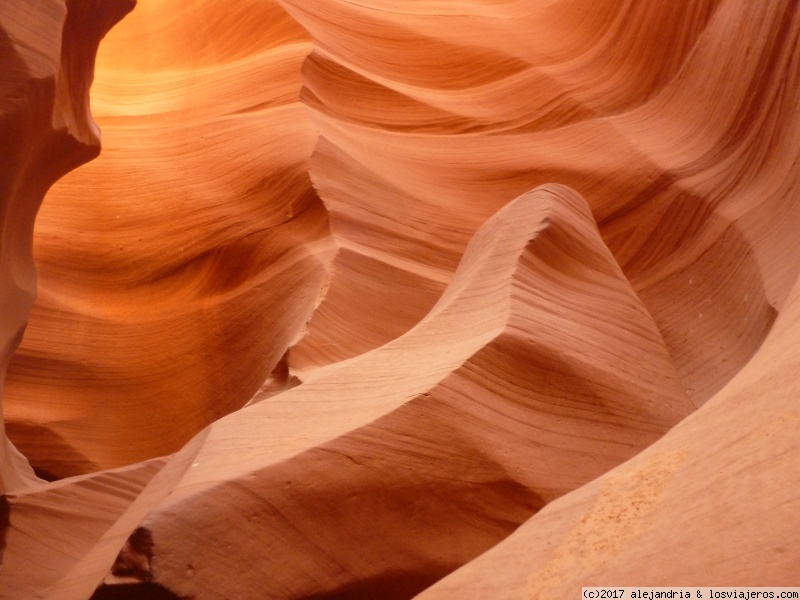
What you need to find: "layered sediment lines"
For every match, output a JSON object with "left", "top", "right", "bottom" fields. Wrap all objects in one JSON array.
[
  {"left": 5, "top": 184, "right": 695, "bottom": 598},
  {"left": 0, "top": 0, "right": 136, "bottom": 491},
  {"left": 3, "top": 0, "right": 332, "bottom": 477},
  {"left": 286, "top": 0, "right": 794, "bottom": 409},
  {"left": 418, "top": 272, "right": 800, "bottom": 596},
  {"left": 98, "top": 185, "right": 695, "bottom": 599},
  {"left": 1, "top": 0, "right": 799, "bottom": 598}
]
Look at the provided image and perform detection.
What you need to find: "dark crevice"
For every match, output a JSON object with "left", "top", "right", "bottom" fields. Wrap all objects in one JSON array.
[
  {"left": 91, "top": 582, "right": 189, "bottom": 600},
  {"left": 302, "top": 570, "right": 445, "bottom": 600},
  {"left": 0, "top": 495, "right": 10, "bottom": 565}
]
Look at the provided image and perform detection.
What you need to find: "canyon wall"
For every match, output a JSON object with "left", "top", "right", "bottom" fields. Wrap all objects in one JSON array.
[{"left": 1, "top": 0, "right": 798, "bottom": 598}]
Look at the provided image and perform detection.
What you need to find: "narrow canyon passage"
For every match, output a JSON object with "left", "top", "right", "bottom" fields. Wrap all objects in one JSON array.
[{"left": 0, "top": 0, "right": 798, "bottom": 598}]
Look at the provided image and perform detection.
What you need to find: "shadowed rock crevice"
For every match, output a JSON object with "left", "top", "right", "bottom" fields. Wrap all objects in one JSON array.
[
  {"left": 602, "top": 170, "right": 779, "bottom": 406},
  {"left": 91, "top": 582, "right": 188, "bottom": 600},
  {"left": 0, "top": 495, "right": 9, "bottom": 564},
  {"left": 301, "top": 571, "right": 444, "bottom": 600},
  {"left": 5, "top": 421, "right": 97, "bottom": 480},
  {"left": 111, "top": 527, "right": 155, "bottom": 582}
]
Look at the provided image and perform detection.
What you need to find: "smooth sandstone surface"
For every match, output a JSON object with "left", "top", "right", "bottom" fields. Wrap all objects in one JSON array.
[
  {"left": 0, "top": 0, "right": 798, "bottom": 598},
  {"left": 3, "top": 0, "right": 332, "bottom": 479},
  {"left": 0, "top": 0, "right": 136, "bottom": 492}
]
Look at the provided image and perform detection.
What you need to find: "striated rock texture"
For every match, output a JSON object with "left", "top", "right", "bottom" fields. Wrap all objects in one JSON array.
[
  {"left": 1, "top": 0, "right": 799, "bottom": 598},
  {"left": 0, "top": 0, "right": 136, "bottom": 491},
  {"left": 3, "top": 0, "right": 332, "bottom": 479}
]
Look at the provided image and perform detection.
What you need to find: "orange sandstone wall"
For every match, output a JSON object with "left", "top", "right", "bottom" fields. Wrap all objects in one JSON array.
[
  {"left": 0, "top": 0, "right": 136, "bottom": 491},
  {"left": 0, "top": 0, "right": 799, "bottom": 598},
  {"left": 4, "top": 0, "right": 333, "bottom": 478}
]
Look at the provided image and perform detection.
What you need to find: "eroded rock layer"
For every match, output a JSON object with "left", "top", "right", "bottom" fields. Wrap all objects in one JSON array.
[
  {"left": 3, "top": 0, "right": 332, "bottom": 478},
  {"left": 1, "top": 0, "right": 799, "bottom": 598},
  {"left": 0, "top": 0, "right": 136, "bottom": 491},
  {"left": 286, "top": 0, "right": 794, "bottom": 407},
  {"left": 93, "top": 184, "right": 694, "bottom": 598},
  {"left": 418, "top": 273, "right": 800, "bottom": 594}
]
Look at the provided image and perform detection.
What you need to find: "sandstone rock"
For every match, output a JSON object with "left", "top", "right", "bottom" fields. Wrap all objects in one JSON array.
[{"left": 1, "top": 0, "right": 798, "bottom": 598}]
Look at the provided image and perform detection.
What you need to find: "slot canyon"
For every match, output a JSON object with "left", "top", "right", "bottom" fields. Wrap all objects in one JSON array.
[{"left": 0, "top": 0, "right": 798, "bottom": 598}]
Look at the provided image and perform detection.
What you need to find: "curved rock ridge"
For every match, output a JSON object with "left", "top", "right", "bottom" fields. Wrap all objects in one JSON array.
[
  {"left": 84, "top": 184, "right": 694, "bottom": 599},
  {"left": 417, "top": 267, "right": 800, "bottom": 597},
  {"left": 3, "top": 0, "right": 333, "bottom": 478},
  {"left": 0, "top": 0, "right": 136, "bottom": 492},
  {"left": 285, "top": 0, "right": 791, "bottom": 410}
]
